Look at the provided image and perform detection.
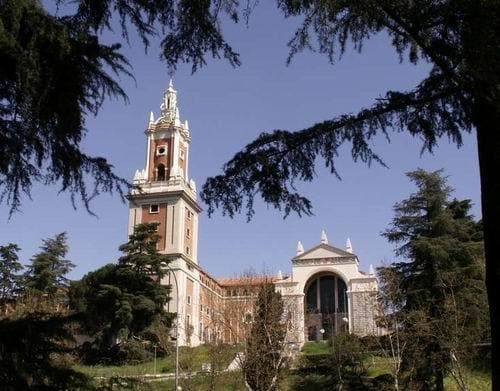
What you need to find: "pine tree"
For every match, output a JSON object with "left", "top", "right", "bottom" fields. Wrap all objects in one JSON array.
[
  {"left": 0, "top": 313, "right": 91, "bottom": 391},
  {"left": 118, "top": 222, "right": 170, "bottom": 279},
  {"left": 379, "top": 169, "right": 487, "bottom": 390},
  {"left": 25, "top": 233, "right": 74, "bottom": 297},
  {"left": 69, "top": 223, "right": 172, "bottom": 363},
  {"left": 0, "top": 243, "right": 23, "bottom": 301},
  {"left": 242, "top": 283, "right": 287, "bottom": 391}
]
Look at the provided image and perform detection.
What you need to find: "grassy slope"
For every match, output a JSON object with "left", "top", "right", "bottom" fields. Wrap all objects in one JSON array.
[
  {"left": 76, "top": 342, "right": 491, "bottom": 390},
  {"left": 299, "top": 342, "right": 491, "bottom": 391}
]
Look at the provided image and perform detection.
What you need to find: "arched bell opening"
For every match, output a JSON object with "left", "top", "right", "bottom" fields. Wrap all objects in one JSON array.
[
  {"left": 156, "top": 164, "right": 166, "bottom": 181},
  {"left": 304, "top": 272, "right": 349, "bottom": 341}
]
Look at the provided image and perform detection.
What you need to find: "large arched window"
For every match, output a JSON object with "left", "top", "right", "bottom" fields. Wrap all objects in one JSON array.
[
  {"left": 304, "top": 273, "right": 348, "bottom": 340},
  {"left": 157, "top": 164, "right": 166, "bottom": 181},
  {"left": 305, "top": 274, "right": 347, "bottom": 314}
]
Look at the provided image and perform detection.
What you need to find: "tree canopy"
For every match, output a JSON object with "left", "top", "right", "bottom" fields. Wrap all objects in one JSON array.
[
  {"left": 118, "top": 222, "right": 170, "bottom": 278},
  {"left": 69, "top": 223, "right": 172, "bottom": 364},
  {"left": 0, "top": 243, "right": 23, "bottom": 301},
  {"left": 378, "top": 169, "right": 488, "bottom": 390},
  {"left": 0, "top": 0, "right": 240, "bottom": 214},
  {"left": 242, "top": 282, "right": 286, "bottom": 391},
  {"left": 24, "top": 232, "right": 74, "bottom": 297}
]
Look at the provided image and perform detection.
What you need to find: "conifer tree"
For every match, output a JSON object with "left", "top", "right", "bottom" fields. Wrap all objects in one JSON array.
[
  {"left": 118, "top": 222, "right": 169, "bottom": 278},
  {"left": 0, "top": 243, "right": 23, "bottom": 301},
  {"left": 69, "top": 223, "right": 172, "bottom": 363},
  {"left": 24, "top": 233, "right": 74, "bottom": 297},
  {"left": 379, "top": 169, "right": 487, "bottom": 390}
]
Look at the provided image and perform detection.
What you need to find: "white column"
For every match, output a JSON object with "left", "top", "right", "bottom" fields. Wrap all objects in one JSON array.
[
  {"left": 145, "top": 133, "right": 152, "bottom": 180},
  {"left": 170, "top": 130, "right": 181, "bottom": 178}
]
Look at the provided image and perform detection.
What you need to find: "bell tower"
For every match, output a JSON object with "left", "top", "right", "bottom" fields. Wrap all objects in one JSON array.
[{"left": 127, "top": 80, "right": 201, "bottom": 263}]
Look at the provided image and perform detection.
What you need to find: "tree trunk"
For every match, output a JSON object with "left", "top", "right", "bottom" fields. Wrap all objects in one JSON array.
[
  {"left": 435, "top": 368, "right": 444, "bottom": 391},
  {"left": 475, "top": 101, "right": 499, "bottom": 390}
]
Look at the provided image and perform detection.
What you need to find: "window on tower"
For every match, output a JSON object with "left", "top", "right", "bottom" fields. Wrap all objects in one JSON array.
[
  {"left": 157, "top": 164, "right": 166, "bottom": 181},
  {"left": 157, "top": 145, "right": 167, "bottom": 156},
  {"left": 149, "top": 204, "right": 159, "bottom": 214}
]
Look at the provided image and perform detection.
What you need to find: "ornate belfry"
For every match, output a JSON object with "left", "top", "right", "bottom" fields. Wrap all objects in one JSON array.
[
  {"left": 128, "top": 80, "right": 201, "bottom": 262},
  {"left": 127, "top": 80, "right": 203, "bottom": 345}
]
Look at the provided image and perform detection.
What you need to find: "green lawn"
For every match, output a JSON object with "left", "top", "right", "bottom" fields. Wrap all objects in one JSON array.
[
  {"left": 75, "top": 345, "right": 240, "bottom": 378},
  {"left": 76, "top": 343, "right": 491, "bottom": 390},
  {"left": 300, "top": 341, "right": 331, "bottom": 356}
]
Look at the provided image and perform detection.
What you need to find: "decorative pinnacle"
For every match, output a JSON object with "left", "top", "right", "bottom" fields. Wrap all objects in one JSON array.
[
  {"left": 320, "top": 230, "right": 328, "bottom": 244},
  {"left": 160, "top": 78, "right": 179, "bottom": 121},
  {"left": 369, "top": 264, "right": 375, "bottom": 276},
  {"left": 346, "top": 237, "right": 353, "bottom": 253},
  {"left": 149, "top": 111, "right": 155, "bottom": 124},
  {"left": 296, "top": 241, "right": 304, "bottom": 255}
]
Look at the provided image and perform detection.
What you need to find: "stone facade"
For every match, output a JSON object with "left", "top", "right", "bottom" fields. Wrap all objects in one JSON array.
[{"left": 127, "top": 81, "right": 381, "bottom": 347}]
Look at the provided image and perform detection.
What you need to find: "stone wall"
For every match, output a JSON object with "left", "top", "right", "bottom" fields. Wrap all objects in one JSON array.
[{"left": 350, "top": 291, "right": 379, "bottom": 336}]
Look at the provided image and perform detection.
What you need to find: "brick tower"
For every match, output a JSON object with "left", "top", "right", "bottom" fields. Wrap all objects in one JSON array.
[
  {"left": 127, "top": 80, "right": 201, "bottom": 263},
  {"left": 127, "top": 81, "right": 204, "bottom": 345}
]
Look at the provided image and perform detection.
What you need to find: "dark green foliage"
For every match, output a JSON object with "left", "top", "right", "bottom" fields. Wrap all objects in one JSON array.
[
  {"left": 24, "top": 232, "right": 75, "bottom": 297},
  {"left": 379, "top": 169, "right": 488, "bottom": 390},
  {"left": 291, "top": 334, "right": 369, "bottom": 390},
  {"left": 0, "top": 0, "right": 243, "bottom": 213},
  {"left": 242, "top": 283, "right": 286, "bottom": 391},
  {"left": 200, "top": 1, "right": 499, "bottom": 219},
  {"left": 0, "top": 243, "right": 23, "bottom": 300},
  {"left": 70, "top": 224, "right": 172, "bottom": 364},
  {"left": 70, "top": 262, "right": 171, "bottom": 364},
  {"left": 118, "top": 222, "right": 170, "bottom": 278},
  {"left": 0, "top": 313, "right": 92, "bottom": 391},
  {"left": 0, "top": 0, "right": 131, "bottom": 214}
]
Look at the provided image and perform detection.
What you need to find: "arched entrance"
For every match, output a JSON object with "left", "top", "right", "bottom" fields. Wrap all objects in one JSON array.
[{"left": 304, "top": 273, "right": 348, "bottom": 341}]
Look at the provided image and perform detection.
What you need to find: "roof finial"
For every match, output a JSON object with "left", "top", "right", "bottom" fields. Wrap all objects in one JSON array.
[
  {"left": 149, "top": 111, "right": 155, "bottom": 124},
  {"left": 320, "top": 230, "right": 328, "bottom": 244},
  {"left": 369, "top": 264, "right": 375, "bottom": 276},
  {"left": 346, "top": 237, "right": 353, "bottom": 253},
  {"left": 296, "top": 241, "right": 304, "bottom": 255},
  {"left": 168, "top": 78, "right": 174, "bottom": 90}
]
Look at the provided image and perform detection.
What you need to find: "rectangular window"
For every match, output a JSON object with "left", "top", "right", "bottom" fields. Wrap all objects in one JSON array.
[
  {"left": 180, "top": 149, "right": 185, "bottom": 160},
  {"left": 186, "top": 228, "right": 191, "bottom": 238},
  {"left": 186, "top": 246, "right": 190, "bottom": 255},
  {"left": 187, "top": 295, "right": 191, "bottom": 305},
  {"left": 149, "top": 204, "right": 159, "bottom": 214}
]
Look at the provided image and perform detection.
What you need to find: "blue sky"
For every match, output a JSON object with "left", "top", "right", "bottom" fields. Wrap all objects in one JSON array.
[{"left": 0, "top": 3, "right": 480, "bottom": 279}]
